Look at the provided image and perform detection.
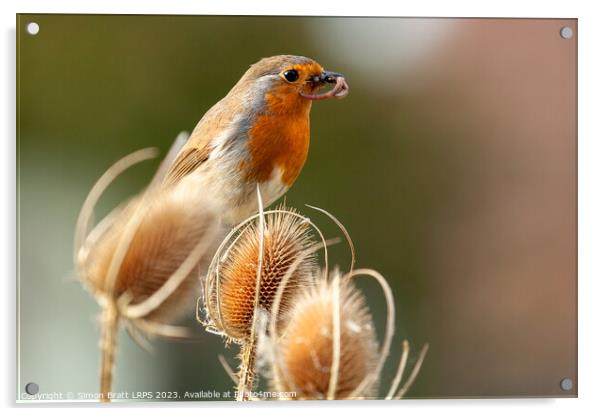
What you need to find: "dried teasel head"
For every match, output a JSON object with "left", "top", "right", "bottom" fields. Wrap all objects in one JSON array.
[
  {"left": 266, "top": 270, "right": 379, "bottom": 399},
  {"left": 74, "top": 140, "right": 223, "bottom": 401},
  {"left": 76, "top": 141, "right": 223, "bottom": 326},
  {"left": 203, "top": 205, "right": 318, "bottom": 343},
  {"left": 78, "top": 186, "right": 222, "bottom": 324},
  {"left": 261, "top": 267, "right": 429, "bottom": 401}
]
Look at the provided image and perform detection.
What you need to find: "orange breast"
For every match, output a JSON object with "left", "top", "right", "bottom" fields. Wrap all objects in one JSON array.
[{"left": 243, "top": 85, "right": 312, "bottom": 186}]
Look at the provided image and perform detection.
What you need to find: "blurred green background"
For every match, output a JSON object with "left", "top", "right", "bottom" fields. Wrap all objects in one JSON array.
[{"left": 17, "top": 15, "right": 577, "bottom": 400}]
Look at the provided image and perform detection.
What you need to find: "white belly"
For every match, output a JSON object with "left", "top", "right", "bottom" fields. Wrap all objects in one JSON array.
[{"left": 174, "top": 165, "right": 288, "bottom": 226}]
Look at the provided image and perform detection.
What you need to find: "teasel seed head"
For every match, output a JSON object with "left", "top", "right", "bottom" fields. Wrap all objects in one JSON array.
[
  {"left": 269, "top": 271, "right": 379, "bottom": 399},
  {"left": 74, "top": 140, "right": 224, "bottom": 401},
  {"left": 204, "top": 206, "right": 317, "bottom": 343},
  {"left": 76, "top": 144, "right": 223, "bottom": 326}
]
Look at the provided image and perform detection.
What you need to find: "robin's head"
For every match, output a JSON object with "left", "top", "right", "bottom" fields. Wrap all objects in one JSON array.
[{"left": 232, "top": 55, "right": 349, "bottom": 113}]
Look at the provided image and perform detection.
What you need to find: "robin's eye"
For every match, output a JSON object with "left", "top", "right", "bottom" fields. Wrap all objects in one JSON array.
[{"left": 283, "top": 69, "right": 299, "bottom": 83}]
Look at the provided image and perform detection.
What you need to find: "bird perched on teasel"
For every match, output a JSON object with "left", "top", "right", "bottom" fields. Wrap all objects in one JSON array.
[{"left": 162, "top": 55, "right": 349, "bottom": 225}]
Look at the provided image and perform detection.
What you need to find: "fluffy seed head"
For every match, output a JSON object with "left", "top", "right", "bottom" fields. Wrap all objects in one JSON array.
[
  {"left": 79, "top": 187, "right": 221, "bottom": 323},
  {"left": 271, "top": 272, "right": 379, "bottom": 399},
  {"left": 205, "top": 208, "right": 316, "bottom": 342}
]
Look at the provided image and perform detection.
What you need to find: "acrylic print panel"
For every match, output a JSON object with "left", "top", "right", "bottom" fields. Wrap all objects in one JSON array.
[{"left": 16, "top": 15, "right": 577, "bottom": 402}]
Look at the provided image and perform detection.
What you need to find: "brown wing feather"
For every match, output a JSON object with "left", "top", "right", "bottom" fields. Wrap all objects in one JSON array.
[
  {"left": 162, "top": 146, "right": 210, "bottom": 187},
  {"left": 162, "top": 87, "right": 240, "bottom": 187}
]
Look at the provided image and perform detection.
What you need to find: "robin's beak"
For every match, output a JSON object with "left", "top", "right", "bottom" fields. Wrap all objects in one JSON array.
[
  {"left": 319, "top": 71, "right": 344, "bottom": 84},
  {"left": 300, "top": 70, "right": 349, "bottom": 101}
]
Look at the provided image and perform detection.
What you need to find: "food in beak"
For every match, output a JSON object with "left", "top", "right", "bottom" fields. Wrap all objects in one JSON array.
[{"left": 300, "top": 75, "right": 349, "bottom": 101}]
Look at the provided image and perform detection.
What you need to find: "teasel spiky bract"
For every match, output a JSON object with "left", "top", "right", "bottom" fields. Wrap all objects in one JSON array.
[
  {"left": 200, "top": 191, "right": 325, "bottom": 398},
  {"left": 74, "top": 133, "right": 223, "bottom": 402}
]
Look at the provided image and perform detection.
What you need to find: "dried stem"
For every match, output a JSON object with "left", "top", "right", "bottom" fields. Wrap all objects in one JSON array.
[
  {"left": 236, "top": 342, "right": 257, "bottom": 401},
  {"left": 99, "top": 300, "right": 119, "bottom": 403}
]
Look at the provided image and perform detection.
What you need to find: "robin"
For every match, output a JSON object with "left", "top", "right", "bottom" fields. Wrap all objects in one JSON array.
[{"left": 162, "top": 55, "right": 349, "bottom": 225}]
